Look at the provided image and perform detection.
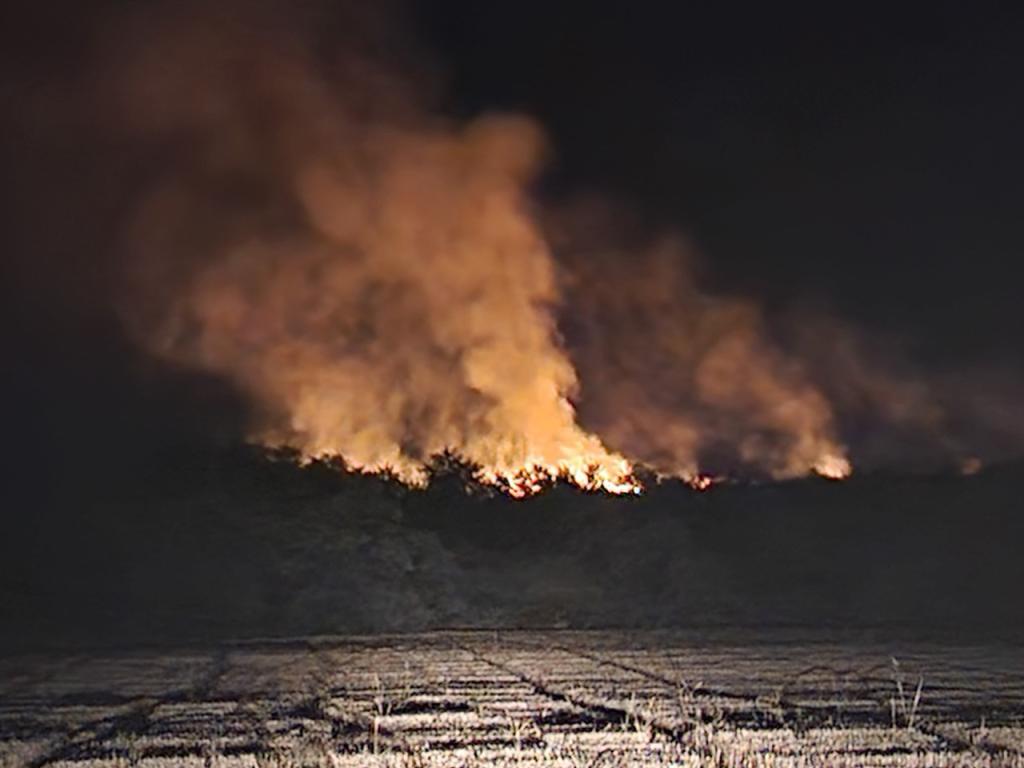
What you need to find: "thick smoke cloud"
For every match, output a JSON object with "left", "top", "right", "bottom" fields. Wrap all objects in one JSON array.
[
  {"left": 553, "top": 207, "right": 848, "bottom": 479},
  {"left": 8, "top": 0, "right": 1020, "bottom": 492},
  {"left": 110, "top": 0, "right": 636, "bottom": 492},
  {"left": 107, "top": 0, "right": 854, "bottom": 489}
]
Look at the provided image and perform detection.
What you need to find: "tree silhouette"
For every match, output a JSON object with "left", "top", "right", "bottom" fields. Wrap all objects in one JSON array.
[{"left": 423, "top": 449, "right": 493, "bottom": 498}]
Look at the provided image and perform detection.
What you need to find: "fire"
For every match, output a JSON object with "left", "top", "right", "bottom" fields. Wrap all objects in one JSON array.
[
  {"left": 476, "top": 453, "right": 642, "bottom": 497},
  {"left": 813, "top": 453, "right": 852, "bottom": 480},
  {"left": 688, "top": 474, "right": 716, "bottom": 491},
  {"left": 116, "top": 0, "right": 855, "bottom": 498}
]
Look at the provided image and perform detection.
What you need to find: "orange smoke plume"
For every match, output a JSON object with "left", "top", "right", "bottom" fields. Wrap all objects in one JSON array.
[
  {"left": 114, "top": 1, "right": 850, "bottom": 495},
  {"left": 554, "top": 223, "right": 850, "bottom": 482}
]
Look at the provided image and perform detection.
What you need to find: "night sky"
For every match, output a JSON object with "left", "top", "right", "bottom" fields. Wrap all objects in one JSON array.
[{"left": 419, "top": 2, "right": 1024, "bottom": 363}]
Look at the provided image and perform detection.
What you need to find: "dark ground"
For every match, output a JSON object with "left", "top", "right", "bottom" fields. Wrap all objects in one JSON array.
[
  {"left": 4, "top": 629, "right": 1023, "bottom": 765},
  {"left": 2, "top": 447, "right": 1022, "bottom": 652}
]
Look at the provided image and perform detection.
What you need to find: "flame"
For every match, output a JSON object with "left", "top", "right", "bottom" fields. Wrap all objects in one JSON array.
[
  {"left": 813, "top": 453, "right": 852, "bottom": 480},
  {"left": 476, "top": 452, "right": 642, "bottom": 497}
]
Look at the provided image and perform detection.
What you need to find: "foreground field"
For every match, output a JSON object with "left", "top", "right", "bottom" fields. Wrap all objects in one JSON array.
[{"left": 2, "top": 630, "right": 1022, "bottom": 767}]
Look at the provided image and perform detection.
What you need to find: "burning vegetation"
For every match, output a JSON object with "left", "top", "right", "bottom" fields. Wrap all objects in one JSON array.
[
  {"left": 60, "top": 1, "right": 1012, "bottom": 496},
  {"left": 110, "top": 1, "right": 852, "bottom": 496}
]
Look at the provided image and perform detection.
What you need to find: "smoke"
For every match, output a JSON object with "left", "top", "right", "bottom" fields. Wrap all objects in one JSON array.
[
  {"left": 67, "top": 0, "right": 1018, "bottom": 492},
  {"left": 787, "top": 316, "right": 1024, "bottom": 472},
  {"left": 111, "top": 0, "right": 638, "bottom": 493},
  {"left": 552, "top": 207, "right": 848, "bottom": 480}
]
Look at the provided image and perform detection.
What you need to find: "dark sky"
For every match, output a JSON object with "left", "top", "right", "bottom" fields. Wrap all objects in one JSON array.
[{"left": 417, "top": 1, "right": 1024, "bottom": 363}]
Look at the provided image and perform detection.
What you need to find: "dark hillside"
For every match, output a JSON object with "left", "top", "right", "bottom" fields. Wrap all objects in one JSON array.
[{"left": 2, "top": 447, "right": 1022, "bottom": 651}]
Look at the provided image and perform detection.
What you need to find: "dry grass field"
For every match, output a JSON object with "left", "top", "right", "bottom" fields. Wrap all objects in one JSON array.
[{"left": 2, "top": 631, "right": 1022, "bottom": 767}]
